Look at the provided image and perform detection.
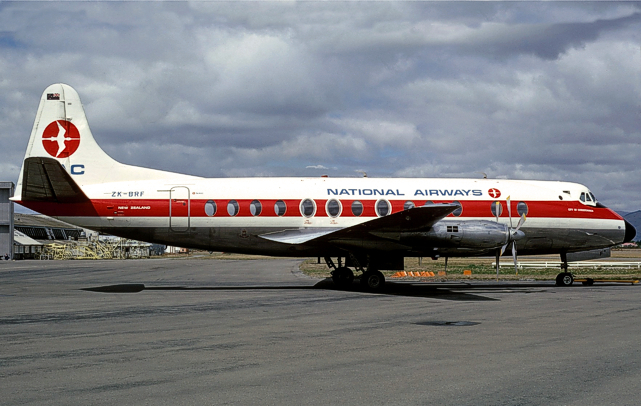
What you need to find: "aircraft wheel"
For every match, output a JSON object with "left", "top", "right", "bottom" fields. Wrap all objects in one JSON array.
[
  {"left": 555, "top": 272, "right": 574, "bottom": 287},
  {"left": 331, "top": 267, "right": 354, "bottom": 288},
  {"left": 361, "top": 270, "right": 385, "bottom": 292}
]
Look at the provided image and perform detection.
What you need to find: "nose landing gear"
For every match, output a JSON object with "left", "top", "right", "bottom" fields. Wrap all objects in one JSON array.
[{"left": 555, "top": 252, "right": 574, "bottom": 286}]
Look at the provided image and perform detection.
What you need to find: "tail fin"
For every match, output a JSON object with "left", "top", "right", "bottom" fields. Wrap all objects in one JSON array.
[
  {"left": 15, "top": 83, "right": 194, "bottom": 202},
  {"left": 17, "top": 84, "right": 121, "bottom": 189}
]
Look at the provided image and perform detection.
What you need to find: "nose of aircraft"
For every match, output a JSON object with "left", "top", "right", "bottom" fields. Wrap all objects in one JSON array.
[{"left": 624, "top": 220, "right": 636, "bottom": 243}]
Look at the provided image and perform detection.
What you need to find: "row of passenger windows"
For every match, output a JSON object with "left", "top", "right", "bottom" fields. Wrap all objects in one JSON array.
[
  {"left": 203, "top": 199, "right": 529, "bottom": 218},
  {"left": 204, "top": 199, "right": 370, "bottom": 218}
]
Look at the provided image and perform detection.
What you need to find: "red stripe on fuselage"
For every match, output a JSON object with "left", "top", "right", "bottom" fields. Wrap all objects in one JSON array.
[{"left": 16, "top": 198, "right": 623, "bottom": 221}]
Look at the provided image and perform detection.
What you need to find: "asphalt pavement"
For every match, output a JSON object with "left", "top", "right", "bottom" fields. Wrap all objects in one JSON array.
[{"left": 1, "top": 258, "right": 640, "bottom": 405}]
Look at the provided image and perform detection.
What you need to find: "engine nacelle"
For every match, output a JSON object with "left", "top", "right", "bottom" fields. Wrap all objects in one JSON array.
[{"left": 401, "top": 220, "right": 516, "bottom": 249}]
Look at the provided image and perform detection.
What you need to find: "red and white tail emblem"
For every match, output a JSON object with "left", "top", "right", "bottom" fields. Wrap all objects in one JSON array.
[
  {"left": 42, "top": 120, "right": 80, "bottom": 158},
  {"left": 488, "top": 188, "right": 501, "bottom": 198}
]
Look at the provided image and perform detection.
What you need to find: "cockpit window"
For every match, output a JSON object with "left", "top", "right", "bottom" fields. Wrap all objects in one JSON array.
[{"left": 580, "top": 191, "right": 597, "bottom": 206}]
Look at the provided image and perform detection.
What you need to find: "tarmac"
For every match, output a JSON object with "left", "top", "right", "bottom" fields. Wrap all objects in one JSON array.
[{"left": 1, "top": 257, "right": 640, "bottom": 405}]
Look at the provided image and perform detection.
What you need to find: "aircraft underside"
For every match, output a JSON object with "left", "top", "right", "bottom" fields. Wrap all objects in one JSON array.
[
  {"left": 53, "top": 219, "right": 626, "bottom": 291},
  {"left": 77, "top": 222, "right": 625, "bottom": 259}
]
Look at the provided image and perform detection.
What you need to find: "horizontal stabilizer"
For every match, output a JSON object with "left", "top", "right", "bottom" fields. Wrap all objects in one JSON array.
[
  {"left": 20, "top": 157, "right": 89, "bottom": 203},
  {"left": 258, "top": 203, "right": 459, "bottom": 245}
]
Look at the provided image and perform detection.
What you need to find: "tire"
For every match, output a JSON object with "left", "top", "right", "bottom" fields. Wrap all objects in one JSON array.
[
  {"left": 331, "top": 267, "right": 354, "bottom": 288},
  {"left": 555, "top": 272, "right": 574, "bottom": 287},
  {"left": 361, "top": 270, "right": 385, "bottom": 292}
]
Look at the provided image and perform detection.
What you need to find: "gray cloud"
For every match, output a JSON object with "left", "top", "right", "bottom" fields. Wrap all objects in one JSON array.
[{"left": 0, "top": 2, "right": 640, "bottom": 212}]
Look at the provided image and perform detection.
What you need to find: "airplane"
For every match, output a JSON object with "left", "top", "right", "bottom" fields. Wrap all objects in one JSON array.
[{"left": 11, "top": 84, "right": 636, "bottom": 290}]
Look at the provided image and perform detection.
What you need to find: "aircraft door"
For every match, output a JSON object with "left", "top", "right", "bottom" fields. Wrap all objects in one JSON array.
[{"left": 169, "top": 186, "right": 191, "bottom": 232}]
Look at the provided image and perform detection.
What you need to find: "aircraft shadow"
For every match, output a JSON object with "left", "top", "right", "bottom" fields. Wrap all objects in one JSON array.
[
  {"left": 78, "top": 279, "right": 558, "bottom": 301},
  {"left": 313, "top": 279, "right": 502, "bottom": 301}
]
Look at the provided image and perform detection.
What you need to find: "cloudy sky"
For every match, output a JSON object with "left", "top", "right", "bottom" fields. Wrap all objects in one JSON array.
[{"left": 1, "top": 1, "right": 640, "bottom": 212}]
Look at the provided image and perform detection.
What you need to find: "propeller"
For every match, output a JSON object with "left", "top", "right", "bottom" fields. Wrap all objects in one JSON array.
[
  {"left": 495, "top": 196, "right": 526, "bottom": 279},
  {"left": 504, "top": 196, "right": 526, "bottom": 274}
]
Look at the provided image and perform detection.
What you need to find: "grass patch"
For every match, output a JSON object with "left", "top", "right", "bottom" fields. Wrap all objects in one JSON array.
[{"left": 299, "top": 250, "right": 641, "bottom": 281}]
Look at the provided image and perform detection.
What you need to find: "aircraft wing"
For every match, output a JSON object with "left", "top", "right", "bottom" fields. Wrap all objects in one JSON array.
[
  {"left": 259, "top": 227, "right": 344, "bottom": 244},
  {"left": 259, "top": 203, "right": 459, "bottom": 245},
  {"left": 19, "top": 157, "right": 90, "bottom": 203}
]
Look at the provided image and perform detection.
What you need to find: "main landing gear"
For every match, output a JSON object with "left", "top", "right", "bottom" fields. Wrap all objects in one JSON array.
[
  {"left": 325, "top": 256, "right": 386, "bottom": 292},
  {"left": 555, "top": 252, "right": 574, "bottom": 287},
  {"left": 331, "top": 266, "right": 354, "bottom": 288},
  {"left": 361, "top": 269, "right": 386, "bottom": 291}
]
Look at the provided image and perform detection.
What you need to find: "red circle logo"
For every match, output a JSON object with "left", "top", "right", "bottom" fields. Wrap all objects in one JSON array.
[
  {"left": 42, "top": 120, "right": 81, "bottom": 158},
  {"left": 488, "top": 188, "right": 501, "bottom": 198}
]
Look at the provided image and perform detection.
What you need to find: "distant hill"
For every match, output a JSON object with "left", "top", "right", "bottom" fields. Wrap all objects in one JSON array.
[{"left": 623, "top": 211, "right": 641, "bottom": 241}]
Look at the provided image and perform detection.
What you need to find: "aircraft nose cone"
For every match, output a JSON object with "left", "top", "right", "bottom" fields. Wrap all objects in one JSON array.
[{"left": 624, "top": 219, "right": 636, "bottom": 243}]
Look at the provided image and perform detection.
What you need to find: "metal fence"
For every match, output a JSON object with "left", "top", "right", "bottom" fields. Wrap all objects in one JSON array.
[{"left": 494, "top": 261, "right": 641, "bottom": 269}]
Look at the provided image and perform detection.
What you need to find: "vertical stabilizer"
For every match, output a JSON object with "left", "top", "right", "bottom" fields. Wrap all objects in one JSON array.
[
  {"left": 15, "top": 83, "right": 195, "bottom": 201},
  {"left": 17, "top": 84, "right": 120, "bottom": 190}
]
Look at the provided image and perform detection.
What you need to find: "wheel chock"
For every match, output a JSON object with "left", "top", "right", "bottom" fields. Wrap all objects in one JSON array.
[{"left": 390, "top": 271, "right": 437, "bottom": 278}]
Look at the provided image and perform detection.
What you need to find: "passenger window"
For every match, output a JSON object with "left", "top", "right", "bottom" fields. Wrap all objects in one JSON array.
[
  {"left": 351, "top": 201, "right": 363, "bottom": 216},
  {"left": 204, "top": 200, "right": 216, "bottom": 217},
  {"left": 250, "top": 200, "right": 262, "bottom": 216},
  {"left": 227, "top": 200, "right": 239, "bottom": 216},
  {"left": 517, "top": 202, "right": 528, "bottom": 216},
  {"left": 274, "top": 200, "right": 287, "bottom": 216},
  {"left": 300, "top": 199, "right": 316, "bottom": 218},
  {"left": 490, "top": 201, "right": 502, "bottom": 217},
  {"left": 326, "top": 199, "right": 341, "bottom": 218},
  {"left": 376, "top": 199, "right": 390, "bottom": 217}
]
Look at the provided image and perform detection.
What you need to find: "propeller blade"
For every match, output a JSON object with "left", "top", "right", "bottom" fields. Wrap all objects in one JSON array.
[
  {"left": 495, "top": 249, "right": 500, "bottom": 281},
  {"left": 500, "top": 243, "right": 507, "bottom": 256},
  {"left": 494, "top": 201, "right": 500, "bottom": 223},
  {"left": 512, "top": 241, "right": 518, "bottom": 275},
  {"left": 515, "top": 214, "right": 526, "bottom": 232},
  {"left": 506, "top": 195, "right": 513, "bottom": 229}
]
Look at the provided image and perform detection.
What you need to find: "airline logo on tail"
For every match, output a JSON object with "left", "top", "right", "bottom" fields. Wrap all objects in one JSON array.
[{"left": 42, "top": 120, "right": 80, "bottom": 158}]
